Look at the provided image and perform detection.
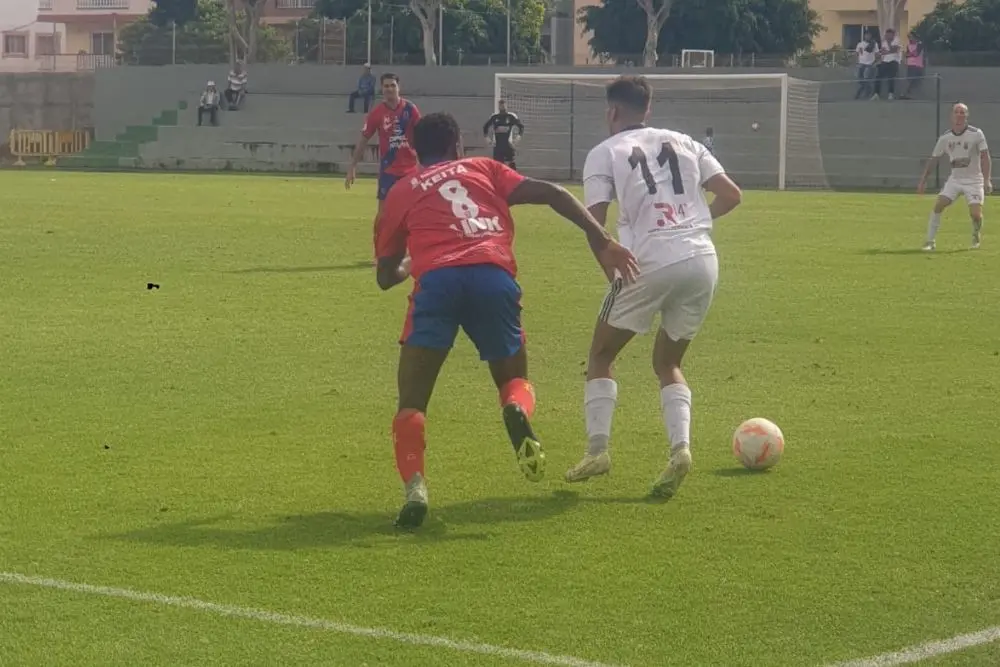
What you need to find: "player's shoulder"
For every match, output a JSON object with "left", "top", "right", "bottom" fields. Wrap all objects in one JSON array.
[
  {"left": 969, "top": 125, "right": 987, "bottom": 137},
  {"left": 457, "top": 156, "right": 499, "bottom": 176},
  {"left": 646, "top": 126, "right": 701, "bottom": 149},
  {"left": 401, "top": 98, "right": 419, "bottom": 112}
]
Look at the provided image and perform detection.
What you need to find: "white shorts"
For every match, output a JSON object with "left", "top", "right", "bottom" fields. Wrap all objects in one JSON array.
[
  {"left": 599, "top": 254, "right": 719, "bottom": 340},
  {"left": 940, "top": 179, "right": 985, "bottom": 205}
]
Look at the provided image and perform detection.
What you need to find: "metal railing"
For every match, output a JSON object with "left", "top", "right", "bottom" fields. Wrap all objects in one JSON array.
[
  {"left": 36, "top": 53, "right": 118, "bottom": 71},
  {"left": 38, "top": 0, "right": 53, "bottom": 10},
  {"left": 76, "top": 0, "right": 130, "bottom": 9},
  {"left": 276, "top": 0, "right": 316, "bottom": 8}
]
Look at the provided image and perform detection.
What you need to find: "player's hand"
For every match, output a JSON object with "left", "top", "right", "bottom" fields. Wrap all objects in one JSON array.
[
  {"left": 595, "top": 238, "right": 639, "bottom": 285},
  {"left": 987, "top": 181, "right": 994, "bottom": 195},
  {"left": 345, "top": 166, "right": 356, "bottom": 190},
  {"left": 917, "top": 180, "right": 926, "bottom": 195}
]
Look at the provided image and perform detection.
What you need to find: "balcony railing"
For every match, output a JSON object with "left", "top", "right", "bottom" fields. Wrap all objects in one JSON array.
[
  {"left": 36, "top": 53, "right": 118, "bottom": 72},
  {"left": 275, "top": 0, "right": 316, "bottom": 8},
  {"left": 38, "top": 0, "right": 53, "bottom": 10},
  {"left": 76, "top": 0, "right": 130, "bottom": 9}
]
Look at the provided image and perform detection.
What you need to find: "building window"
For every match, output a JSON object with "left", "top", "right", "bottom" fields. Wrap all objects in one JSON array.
[
  {"left": 36, "top": 33, "right": 60, "bottom": 57},
  {"left": 842, "top": 24, "right": 879, "bottom": 47},
  {"left": 91, "top": 32, "right": 115, "bottom": 56},
  {"left": 2, "top": 32, "right": 29, "bottom": 57}
]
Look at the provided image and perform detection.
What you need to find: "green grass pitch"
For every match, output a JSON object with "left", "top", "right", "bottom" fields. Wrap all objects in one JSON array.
[{"left": 1, "top": 171, "right": 999, "bottom": 667}]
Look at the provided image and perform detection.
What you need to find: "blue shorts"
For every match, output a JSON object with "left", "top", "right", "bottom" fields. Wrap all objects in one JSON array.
[
  {"left": 401, "top": 265, "right": 525, "bottom": 361},
  {"left": 377, "top": 172, "right": 401, "bottom": 201}
]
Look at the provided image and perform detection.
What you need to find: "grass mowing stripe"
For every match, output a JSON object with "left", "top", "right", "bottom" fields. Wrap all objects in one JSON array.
[{"left": 0, "top": 572, "right": 626, "bottom": 667}]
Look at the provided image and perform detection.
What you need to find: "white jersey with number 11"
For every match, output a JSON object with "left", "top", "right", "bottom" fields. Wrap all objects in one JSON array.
[{"left": 583, "top": 126, "right": 725, "bottom": 270}]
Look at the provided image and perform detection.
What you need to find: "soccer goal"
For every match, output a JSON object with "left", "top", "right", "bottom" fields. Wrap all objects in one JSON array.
[
  {"left": 681, "top": 49, "right": 715, "bottom": 68},
  {"left": 494, "top": 73, "right": 829, "bottom": 190}
]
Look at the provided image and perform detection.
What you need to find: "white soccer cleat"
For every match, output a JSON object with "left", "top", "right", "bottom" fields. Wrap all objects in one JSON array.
[
  {"left": 649, "top": 448, "right": 692, "bottom": 500},
  {"left": 564, "top": 451, "right": 611, "bottom": 483},
  {"left": 922, "top": 241, "right": 936, "bottom": 252},
  {"left": 394, "top": 473, "right": 428, "bottom": 529}
]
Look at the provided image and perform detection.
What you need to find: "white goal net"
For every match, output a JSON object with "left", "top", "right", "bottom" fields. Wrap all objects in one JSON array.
[{"left": 495, "top": 73, "right": 829, "bottom": 190}]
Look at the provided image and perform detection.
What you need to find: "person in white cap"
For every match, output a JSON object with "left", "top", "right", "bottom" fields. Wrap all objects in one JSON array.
[{"left": 198, "top": 81, "right": 222, "bottom": 126}]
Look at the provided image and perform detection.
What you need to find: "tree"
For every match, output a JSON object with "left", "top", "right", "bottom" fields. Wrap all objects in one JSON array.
[
  {"left": 877, "top": 0, "right": 907, "bottom": 35},
  {"left": 637, "top": 0, "right": 671, "bottom": 66},
  {"left": 118, "top": 0, "right": 290, "bottom": 65},
  {"left": 225, "top": 0, "right": 266, "bottom": 64},
  {"left": 579, "top": 0, "right": 821, "bottom": 62},
  {"left": 149, "top": 0, "right": 198, "bottom": 27},
  {"left": 913, "top": 0, "right": 1000, "bottom": 51},
  {"left": 316, "top": 0, "right": 544, "bottom": 64}
]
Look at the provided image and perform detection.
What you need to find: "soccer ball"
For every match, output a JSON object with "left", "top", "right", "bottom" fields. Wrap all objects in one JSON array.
[
  {"left": 732, "top": 418, "right": 784, "bottom": 470},
  {"left": 751, "top": 121, "right": 760, "bottom": 132}
]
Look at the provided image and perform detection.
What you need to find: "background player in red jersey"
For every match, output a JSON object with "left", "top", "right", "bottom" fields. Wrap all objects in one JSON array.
[
  {"left": 344, "top": 73, "right": 421, "bottom": 217},
  {"left": 375, "top": 112, "right": 639, "bottom": 529}
]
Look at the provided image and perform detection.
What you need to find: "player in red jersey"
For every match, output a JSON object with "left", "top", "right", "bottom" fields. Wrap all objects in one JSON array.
[
  {"left": 345, "top": 73, "right": 421, "bottom": 213},
  {"left": 375, "top": 112, "right": 639, "bottom": 528}
]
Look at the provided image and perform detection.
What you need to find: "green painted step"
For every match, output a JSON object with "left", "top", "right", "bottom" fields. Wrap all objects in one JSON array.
[
  {"left": 58, "top": 155, "right": 123, "bottom": 169},
  {"left": 115, "top": 125, "right": 158, "bottom": 143},
  {"left": 83, "top": 141, "right": 139, "bottom": 157}
]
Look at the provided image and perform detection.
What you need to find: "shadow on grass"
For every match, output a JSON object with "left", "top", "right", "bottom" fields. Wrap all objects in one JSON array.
[
  {"left": 861, "top": 247, "right": 970, "bottom": 256},
  {"left": 106, "top": 490, "right": 591, "bottom": 550},
  {"left": 711, "top": 467, "right": 775, "bottom": 478},
  {"left": 227, "top": 262, "right": 372, "bottom": 274}
]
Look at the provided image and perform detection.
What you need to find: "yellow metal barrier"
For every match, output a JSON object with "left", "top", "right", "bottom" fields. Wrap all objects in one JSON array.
[{"left": 8, "top": 129, "right": 91, "bottom": 167}]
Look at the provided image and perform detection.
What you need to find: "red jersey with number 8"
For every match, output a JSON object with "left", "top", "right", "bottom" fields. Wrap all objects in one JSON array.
[{"left": 375, "top": 157, "right": 525, "bottom": 280}]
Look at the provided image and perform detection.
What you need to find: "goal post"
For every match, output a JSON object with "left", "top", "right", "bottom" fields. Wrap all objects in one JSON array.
[{"left": 494, "top": 72, "right": 829, "bottom": 191}]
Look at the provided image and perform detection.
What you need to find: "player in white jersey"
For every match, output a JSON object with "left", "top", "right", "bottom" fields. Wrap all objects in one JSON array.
[
  {"left": 565, "top": 76, "right": 742, "bottom": 498},
  {"left": 917, "top": 102, "right": 992, "bottom": 250}
]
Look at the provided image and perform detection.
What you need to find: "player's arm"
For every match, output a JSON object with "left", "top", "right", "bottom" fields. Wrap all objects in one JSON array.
[
  {"left": 918, "top": 137, "right": 946, "bottom": 193},
  {"left": 507, "top": 178, "right": 638, "bottom": 283},
  {"left": 374, "top": 194, "right": 410, "bottom": 291},
  {"left": 483, "top": 114, "right": 496, "bottom": 137},
  {"left": 512, "top": 113, "right": 525, "bottom": 136},
  {"left": 347, "top": 110, "right": 378, "bottom": 189},
  {"left": 695, "top": 141, "right": 741, "bottom": 219},
  {"left": 980, "top": 137, "right": 992, "bottom": 193},
  {"left": 581, "top": 145, "right": 615, "bottom": 227}
]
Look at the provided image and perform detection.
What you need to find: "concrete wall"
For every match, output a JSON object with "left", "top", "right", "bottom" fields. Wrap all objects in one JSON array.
[
  {"left": 6, "top": 63, "right": 1000, "bottom": 190},
  {"left": 0, "top": 72, "right": 93, "bottom": 145}
]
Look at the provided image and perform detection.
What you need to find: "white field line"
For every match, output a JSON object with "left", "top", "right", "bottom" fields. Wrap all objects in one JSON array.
[
  {"left": 0, "top": 572, "right": 625, "bottom": 667},
  {"left": 827, "top": 626, "right": 1000, "bottom": 666}
]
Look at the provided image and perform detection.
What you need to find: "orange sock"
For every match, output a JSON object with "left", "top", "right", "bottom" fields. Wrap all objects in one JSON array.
[
  {"left": 500, "top": 378, "right": 536, "bottom": 419},
  {"left": 392, "top": 409, "right": 426, "bottom": 483}
]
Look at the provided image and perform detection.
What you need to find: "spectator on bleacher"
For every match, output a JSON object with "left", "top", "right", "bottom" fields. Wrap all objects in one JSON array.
[
  {"left": 900, "top": 33, "right": 925, "bottom": 99},
  {"left": 348, "top": 64, "right": 376, "bottom": 114},
  {"left": 873, "top": 29, "right": 901, "bottom": 100},
  {"left": 855, "top": 30, "right": 878, "bottom": 99},
  {"left": 198, "top": 81, "right": 222, "bottom": 127},
  {"left": 225, "top": 62, "right": 248, "bottom": 110}
]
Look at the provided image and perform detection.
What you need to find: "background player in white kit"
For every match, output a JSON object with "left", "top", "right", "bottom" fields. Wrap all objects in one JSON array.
[
  {"left": 565, "top": 76, "right": 742, "bottom": 498},
  {"left": 917, "top": 102, "right": 992, "bottom": 250}
]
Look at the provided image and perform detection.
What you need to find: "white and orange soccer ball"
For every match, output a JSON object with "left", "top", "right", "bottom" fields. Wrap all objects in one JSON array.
[{"left": 732, "top": 418, "right": 784, "bottom": 470}]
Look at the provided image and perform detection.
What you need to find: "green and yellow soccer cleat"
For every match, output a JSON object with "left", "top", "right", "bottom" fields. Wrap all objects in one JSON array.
[
  {"left": 649, "top": 448, "right": 692, "bottom": 500},
  {"left": 503, "top": 403, "right": 545, "bottom": 482},
  {"left": 565, "top": 451, "right": 612, "bottom": 483}
]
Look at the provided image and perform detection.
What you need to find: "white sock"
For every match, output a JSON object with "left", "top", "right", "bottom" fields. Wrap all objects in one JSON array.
[
  {"left": 660, "top": 384, "right": 692, "bottom": 453},
  {"left": 927, "top": 212, "right": 941, "bottom": 242},
  {"left": 584, "top": 378, "right": 618, "bottom": 456}
]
